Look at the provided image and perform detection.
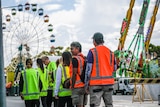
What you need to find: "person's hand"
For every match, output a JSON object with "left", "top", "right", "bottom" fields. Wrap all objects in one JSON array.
[
  {"left": 20, "top": 92, "right": 24, "bottom": 100},
  {"left": 54, "top": 95, "right": 59, "bottom": 99},
  {"left": 48, "top": 72, "right": 52, "bottom": 75},
  {"left": 49, "top": 80, "right": 54, "bottom": 83},
  {"left": 85, "top": 87, "right": 90, "bottom": 95}
]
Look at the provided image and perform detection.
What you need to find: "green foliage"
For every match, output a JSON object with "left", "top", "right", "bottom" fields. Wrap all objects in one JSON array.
[
  {"left": 148, "top": 44, "right": 160, "bottom": 57},
  {"left": 50, "top": 46, "right": 70, "bottom": 56},
  {"left": 64, "top": 47, "right": 70, "bottom": 52}
]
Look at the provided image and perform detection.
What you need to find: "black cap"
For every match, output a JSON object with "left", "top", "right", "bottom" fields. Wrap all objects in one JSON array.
[{"left": 92, "top": 32, "right": 104, "bottom": 44}]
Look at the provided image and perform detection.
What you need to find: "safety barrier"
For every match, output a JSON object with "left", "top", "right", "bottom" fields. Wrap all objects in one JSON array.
[
  {"left": 129, "top": 78, "right": 160, "bottom": 84},
  {"left": 129, "top": 78, "right": 160, "bottom": 103}
]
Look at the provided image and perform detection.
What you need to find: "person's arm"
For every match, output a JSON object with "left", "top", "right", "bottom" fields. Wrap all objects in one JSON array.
[
  {"left": 85, "top": 63, "right": 92, "bottom": 87},
  {"left": 19, "top": 73, "right": 23, "bottom": 93},
  {"left": 114, "top": 56, "right": 117, "bottom": 72},
  {"left": 19, "top": 73, "right": 24, "bottom": 100},
  {"left": 71, "top": 58, "right": 78, "bottom": 88},
  {"left": 54, "top": 65, "right": 62, "bottom": 97},
  {"left": 53, "top": 61, "right": 57, "bottom": 72},
  {"left": 85, "top": 50, "right": 93, "bottom": 89},
  {"left": 51, "top": 62, "right": 57, "bottom": 81},
  {"left": 39, "top": 78, "right": 42, "bottom": 91}
]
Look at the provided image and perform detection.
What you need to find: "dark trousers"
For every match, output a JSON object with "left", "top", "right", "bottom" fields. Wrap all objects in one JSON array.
[
  {"left": 6, "top": 88, "right": 11, "bottom": 96},
  {"left": 58, "top": 96, "right": 73, "bottom": 107},
  {"left": 14, "top": 86, "right": 19, "bottom": 96},
  {"left": 25, "top": 99, "right": 40, "bottom": 107},
  {"left": 41, "top": 96, "right": 47, "bottom": 107},
  {"left": 47, "top": 90, "right": 58, "bottom": 107},
  {"left": 47, "top": 90, "right": 53, "bottom": 107}
]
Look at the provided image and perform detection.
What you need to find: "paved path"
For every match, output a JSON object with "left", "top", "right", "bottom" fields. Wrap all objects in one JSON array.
[{"left": 6, "top": 95, "right": 159, "bottom": 107}]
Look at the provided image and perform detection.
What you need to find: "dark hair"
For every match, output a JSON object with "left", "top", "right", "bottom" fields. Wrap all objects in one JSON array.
[
  {"left": 56, "top": 58, "right": 60, "bottom": 67},
  {"left": 37, "top": 58, "right": 44, "bottom": 73},
  {"left": 62, "top": 52, "right": 72, "bottom": 66},
  {"left": 70, "top": 42, "right": 82, "bottom": 52},
  {"left": 93, "top": 32, "right": 104, "bottom": 45},
  {"left": 26, "top": 58, "right": 33, "bottom": 66}
]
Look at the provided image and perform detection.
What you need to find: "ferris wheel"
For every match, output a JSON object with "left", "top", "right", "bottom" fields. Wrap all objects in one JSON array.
[{"left": 2, "top": 2, "right": 55, "bottom": 69}]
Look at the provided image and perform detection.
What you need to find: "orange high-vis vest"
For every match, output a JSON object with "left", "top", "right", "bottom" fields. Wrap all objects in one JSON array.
[
  {"left": 90, "top": 46, "right": 115, "bottom": 86},
  {"left": 72, "top": 53, "right": 85, "bottom": 88}
]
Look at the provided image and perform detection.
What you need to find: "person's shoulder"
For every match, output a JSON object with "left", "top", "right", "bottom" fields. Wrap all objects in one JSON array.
[
  {"left": 31, "top": 68, "right": 38, "bottom": 72},
  {"left": 72, "top": 57, "right": 78, "bottom": 62},
  {"left": 50, "top": 61, "right": 56, "bottom": 64},
  {"left": 58, "top": 64, "right": 63, "bottom": 68},
  {"left": 100, "top": 45, "right": 111, "bottom": 52},
  {"left": 50, "top": 61, "right": 56, "bottom": 66},
  {"left": 90, "top": 47, "right": 95, "bottom": 51}
]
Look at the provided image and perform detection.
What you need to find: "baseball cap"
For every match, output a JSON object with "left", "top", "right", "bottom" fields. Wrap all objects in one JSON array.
[{"left": 92, "top": 32, "right": 104, "bottom": 43}]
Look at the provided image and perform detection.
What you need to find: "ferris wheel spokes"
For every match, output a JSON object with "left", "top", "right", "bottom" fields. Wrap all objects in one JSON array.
[{"left": 2, "top": 2, "right": 55, "bottom": 68}]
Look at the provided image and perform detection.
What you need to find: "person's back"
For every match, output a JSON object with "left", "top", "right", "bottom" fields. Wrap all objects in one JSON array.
[
  {"left": 89, "top": 45, "right": 114, "bottom": 86},
  {"left": 85, "top": 32, "right": 116, "bottom": 107},
  {"left": 19, "top": 58, "right": 40, "bottom": 107},
  {"left": 36, "top": 58, "right": 48, "bottom": 107},
  {"left": 21, "top": 68, "right": 40, "bottom": 100},
  {"left": 46, "top": 61, "right": 57, "bottom": 89},
  {"left": 42, "top": 56, "right": 57, "bottom": 107}
]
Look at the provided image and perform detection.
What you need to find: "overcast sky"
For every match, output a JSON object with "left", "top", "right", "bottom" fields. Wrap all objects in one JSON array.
[{"left": 2, "top": 0, "right": 160, "bottom": 57}]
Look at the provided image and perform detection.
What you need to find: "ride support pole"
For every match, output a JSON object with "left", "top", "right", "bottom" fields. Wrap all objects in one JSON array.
[{"left": 0, "top": 1, "right": 7, "bottom": 107}]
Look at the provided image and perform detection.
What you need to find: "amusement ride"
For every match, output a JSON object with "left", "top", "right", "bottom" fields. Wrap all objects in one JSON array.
[{"left": 2, "top": 2, "right": 55, "bottom": 80}]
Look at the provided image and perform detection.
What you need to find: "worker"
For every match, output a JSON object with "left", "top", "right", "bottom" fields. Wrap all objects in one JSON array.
[
  {"left": 85, "top": 32, "right": 116, "bottom": 107},
  {"left": 6, "top": 81, "right": 13, "bottom": 96},
  {"left": 19, "top": 58, "right": 42, "bottom": 107},
  {"left": 42, "top": 56, "right": 57, "bottom": 107},
  {"left": 36, "top": 58, "right": 48, "bottom": 107},
  {"left": 54, "top": 52, "right": 73, "bottom": 107},
  {"left": 70, "top": 42, "right": 87, "bottom": 107}
]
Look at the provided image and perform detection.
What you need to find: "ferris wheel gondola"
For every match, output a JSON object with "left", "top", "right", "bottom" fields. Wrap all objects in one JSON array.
[{"left": 2, "top": 2, "right": 55, "bottom": 70}]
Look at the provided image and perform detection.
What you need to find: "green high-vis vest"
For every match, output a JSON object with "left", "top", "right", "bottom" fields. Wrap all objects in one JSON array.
[
  {"left": 37, "top": 68, "right": 48, "bottom": 97},
  {"left": 22, "top": 68, "right": 40, "bottom": 100},
  {"left": 46, "top": 61, "right": 57, "bottom": 90},
  {"left": 57, "top": 64, "right": 72, "bottom": 97}
]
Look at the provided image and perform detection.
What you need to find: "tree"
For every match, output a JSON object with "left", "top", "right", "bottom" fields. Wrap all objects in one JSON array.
[{"left": 148, "top": 44, "right": 160, "bottom": 57}]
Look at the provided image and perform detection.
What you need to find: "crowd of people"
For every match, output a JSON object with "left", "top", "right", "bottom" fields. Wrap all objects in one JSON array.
[{"left": 17, "top": 32, "right": 116, "bottom": 107}]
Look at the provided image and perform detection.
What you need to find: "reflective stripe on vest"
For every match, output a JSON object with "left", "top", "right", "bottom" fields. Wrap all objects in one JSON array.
[
  {"left": 24, "top": 70, "right": 29, "bottom": 94},
  {"left": 23, "top": 92, "right": 39, "bottom": 96},
  {"left": 41, "top": 90, "right": 47, "bottom": 92},
  {"left": 63, "top": 66, "right": 67, "bottom": 80},
  {"left": 73, "top": 56, "right": 84, "bottom": 88},
  {"left": 75, "top": 56, "right": 83, "bottom": 84},
  {"left": 59, "top": 65, "right": 68, "bottom": 83},
  {"left": 110, "top": 50, "right": 112, "bottom": 66},
  {"left": 90, "top": 47, "right": 114, "bottom": 85}
]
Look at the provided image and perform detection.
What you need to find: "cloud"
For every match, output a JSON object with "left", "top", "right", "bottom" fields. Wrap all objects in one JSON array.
[
  {"left": 15, "top": 0, "right": 52, "bottom": 4},
  {"left": 2, "top": 0, "right": 160, "bottom": 66},
  {"left": 43, "top": 4, "right": 62, "bottom": 11},
  {"left": 43, "top": 0, "right": 160, "bottom": 55},
  {"left": 48, "top": 0, "right": 84, "bottom": 24}
]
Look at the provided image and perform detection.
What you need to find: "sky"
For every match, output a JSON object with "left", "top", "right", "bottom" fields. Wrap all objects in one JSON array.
[{"left": 1, "top": 0, "right": 160, "bottom": 62}]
